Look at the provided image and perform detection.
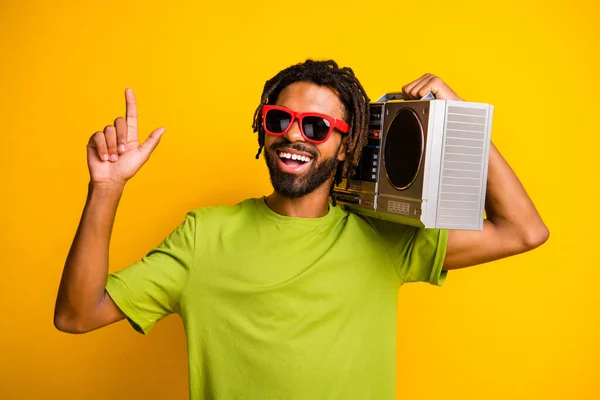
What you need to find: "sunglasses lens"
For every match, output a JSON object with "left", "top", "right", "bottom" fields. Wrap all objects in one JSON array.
[
  {"left": 302, "top": 116, "right": 331, "bottom": 142},
  {"left": 265, "top": 109, "right": 292, "bottom": 134}
]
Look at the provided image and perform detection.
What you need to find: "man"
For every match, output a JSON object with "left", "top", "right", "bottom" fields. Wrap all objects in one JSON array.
[{"left": 54, "top": 60, "right": 548, "bottom": 399}]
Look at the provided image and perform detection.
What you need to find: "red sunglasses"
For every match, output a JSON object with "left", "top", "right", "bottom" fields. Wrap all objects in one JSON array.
[{"left": 262, "top": 105, "right": 350, "bottom": 144}]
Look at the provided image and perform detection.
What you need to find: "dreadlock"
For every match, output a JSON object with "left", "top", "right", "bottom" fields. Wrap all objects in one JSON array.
[{"left": 251, "top": 59, "right": 370, "bottom": 189}]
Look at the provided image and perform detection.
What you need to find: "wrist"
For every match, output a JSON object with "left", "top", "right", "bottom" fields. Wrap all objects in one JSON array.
[{"left": 88, "top": 179, "right": 126, "bottom": 195}]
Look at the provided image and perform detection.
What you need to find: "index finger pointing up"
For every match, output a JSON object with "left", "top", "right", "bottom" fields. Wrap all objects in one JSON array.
[{"left": 125, "top": 88, "right": 139, "bottom": 141}]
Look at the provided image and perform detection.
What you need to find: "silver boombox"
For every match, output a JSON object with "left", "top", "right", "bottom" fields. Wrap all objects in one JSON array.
[{"left": 334, "top": 92, "right": 494, "bottom": 231}]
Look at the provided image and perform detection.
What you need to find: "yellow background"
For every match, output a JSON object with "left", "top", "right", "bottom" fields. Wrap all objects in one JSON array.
[{"left": 1, "top": 0, "right": 598, "bottom": 398}]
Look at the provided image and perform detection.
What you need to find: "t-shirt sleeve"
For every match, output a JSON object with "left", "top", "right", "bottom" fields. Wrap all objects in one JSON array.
[
  {"left": 364, "top": 217, "right": 448, "bottom": 286},
  {"left": 105, "top": 211, "right": 196, "bottom": 334}
]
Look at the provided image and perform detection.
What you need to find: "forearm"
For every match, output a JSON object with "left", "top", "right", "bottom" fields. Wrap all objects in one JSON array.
[
  {"left": 54, "top": 181, "right": 124, "bottom": 327},
  {"left": 484, "top": 142, "right": 548, "bottom": 245}
]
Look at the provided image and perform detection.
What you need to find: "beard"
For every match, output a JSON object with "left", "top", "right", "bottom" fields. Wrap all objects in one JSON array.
[{"left": 264, "top": 140, "right": 340, "bottom": 199}]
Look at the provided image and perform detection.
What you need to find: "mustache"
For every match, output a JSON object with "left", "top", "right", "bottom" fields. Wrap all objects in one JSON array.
[{"left": 269, "top": 140, "right": 318, "bottom": 158}]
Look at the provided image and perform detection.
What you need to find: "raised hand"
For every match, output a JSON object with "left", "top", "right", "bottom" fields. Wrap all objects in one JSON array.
[
  {"left": 86, "top": 89, "right": 165, "bottom": 186},
  {"left": 401, "top": 73, "right": 463, "bottom": 101}
]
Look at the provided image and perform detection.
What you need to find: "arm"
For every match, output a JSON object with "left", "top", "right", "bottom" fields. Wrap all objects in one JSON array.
[
  {"left": 402, "top": 74, "right": 549, "bottom": 270},
  {"left": 54, "top": 89, "right": 166, "bottom": 333},
  {"left": 54, "top": 182, "right": 127, "bottom": 333},
  {"left": 443, "top": 142, "right": 548, "bottom": 269}
]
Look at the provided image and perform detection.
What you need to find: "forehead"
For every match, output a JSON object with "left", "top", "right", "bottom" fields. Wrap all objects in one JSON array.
[{"left": 275, "top": 82, "right": 345, "bottom": 119}]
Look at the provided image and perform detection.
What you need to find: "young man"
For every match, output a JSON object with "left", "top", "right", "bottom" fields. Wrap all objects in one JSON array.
[{"left": 54, "top": 60, "right": 548, "bottom": 399}]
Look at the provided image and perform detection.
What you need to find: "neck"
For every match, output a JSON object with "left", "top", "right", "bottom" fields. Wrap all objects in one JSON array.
[{"left": 265, "top": 180, "right": 333, "bottom": 218}]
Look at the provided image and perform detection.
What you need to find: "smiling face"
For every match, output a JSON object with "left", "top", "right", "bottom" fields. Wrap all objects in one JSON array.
[{"left": 264, "top": 81, "right": 348, "bottom": 199}]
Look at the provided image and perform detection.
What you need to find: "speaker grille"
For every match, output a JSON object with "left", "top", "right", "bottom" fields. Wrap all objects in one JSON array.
[{"left": 437, "top": 105, "right": 489, "bottom": 228}]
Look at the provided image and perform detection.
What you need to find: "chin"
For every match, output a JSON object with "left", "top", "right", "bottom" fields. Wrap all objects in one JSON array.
[{"left": 265, "top": 148, "right": 338, "bottom": 199}]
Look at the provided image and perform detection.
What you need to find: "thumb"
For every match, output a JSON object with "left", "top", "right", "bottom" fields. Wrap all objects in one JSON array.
[{"left": 138, "top": 127, "right": 166, "bottom": 160}]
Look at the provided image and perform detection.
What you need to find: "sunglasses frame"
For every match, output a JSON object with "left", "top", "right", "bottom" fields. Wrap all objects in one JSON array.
[{"left": 262, "top": 105, "right": 350, "bottom": 144}]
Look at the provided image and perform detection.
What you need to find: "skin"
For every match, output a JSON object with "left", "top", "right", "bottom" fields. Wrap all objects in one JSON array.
[
  {"left": 53, "top": 75, "right": 549, "bottom": 334},
  {"left": 54, "top": 89, "right": 159, "bottom": 333},
  {"left": 263, "top": 82, "right": 347, "bottom": 218},
  {"left": 400, "top": 74, "right": 549, "bottom": 269}
]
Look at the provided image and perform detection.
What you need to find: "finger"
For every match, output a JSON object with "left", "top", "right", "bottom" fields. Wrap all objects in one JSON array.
[
  {"left": 414, "top": 75, "right": 440, "bottom": 99},
  {"left": 87, "top": 132, "right": 109, "bottom": 161},
  {"left": 419, "top": 75, "right": 462, "bottom": 100},
  {"left": 430, "top": 76, "right": 461, "bottom": 100},
  {"left": 104, "top": 125, "right": 118, "bottom": 162},
  {"left": 114, "top": 117, "right": 127, "bottom": 153},
  {"left": 408, "top": 74, "right": 435, "bottom": 99},
  {"left": 125, "top": 88, "right": 138, "bottom": 142},
  {"left": 402, "top": 73, "right": 432, "bottom": 99},
  {"left": 138, "top": 127, "right": 166, "bottom": 161}
]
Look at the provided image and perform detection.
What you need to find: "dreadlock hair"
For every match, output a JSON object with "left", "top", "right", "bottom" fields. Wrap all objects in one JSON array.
[{"left": 251, "top": 59, "right": 371, "bottom": 190}]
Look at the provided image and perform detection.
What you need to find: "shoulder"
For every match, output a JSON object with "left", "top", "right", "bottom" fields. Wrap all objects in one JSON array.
[
  {"left": 350, "top": 214, "right": 430, "bottom": 246},
  {"left": 334, "top": 208, "right": 385, "bottom": 239},
  {"left": 187, "top": 198, "right": 261, "bottom": 227}
]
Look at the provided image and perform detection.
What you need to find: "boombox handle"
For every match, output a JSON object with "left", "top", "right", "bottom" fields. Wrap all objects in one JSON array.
[{"left": 376, "top": 91, "right": 436, "bottom": 102}]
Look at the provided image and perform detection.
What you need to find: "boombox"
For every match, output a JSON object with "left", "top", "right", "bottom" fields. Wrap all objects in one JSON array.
[{"left": 334, "top": 92, "right": 494, "bottom": 231}]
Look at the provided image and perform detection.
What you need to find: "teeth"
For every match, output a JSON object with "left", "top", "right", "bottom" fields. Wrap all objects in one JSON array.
[{"left": 278, "top": 151, "right": 312, "bottom": 163}]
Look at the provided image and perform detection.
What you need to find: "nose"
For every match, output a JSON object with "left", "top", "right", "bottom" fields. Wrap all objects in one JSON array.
[{"left": 283, "top": 119, "right": 305, "bottom": 143}]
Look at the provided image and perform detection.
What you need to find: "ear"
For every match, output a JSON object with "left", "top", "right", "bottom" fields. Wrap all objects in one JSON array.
[{"left": 336, "top": 136, "right": 348, "bottom": 162}]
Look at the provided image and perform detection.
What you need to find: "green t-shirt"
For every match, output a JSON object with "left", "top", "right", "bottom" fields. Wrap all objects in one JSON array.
[{"left": 106, "top": 197, "right": 448, "bottom": 400}]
